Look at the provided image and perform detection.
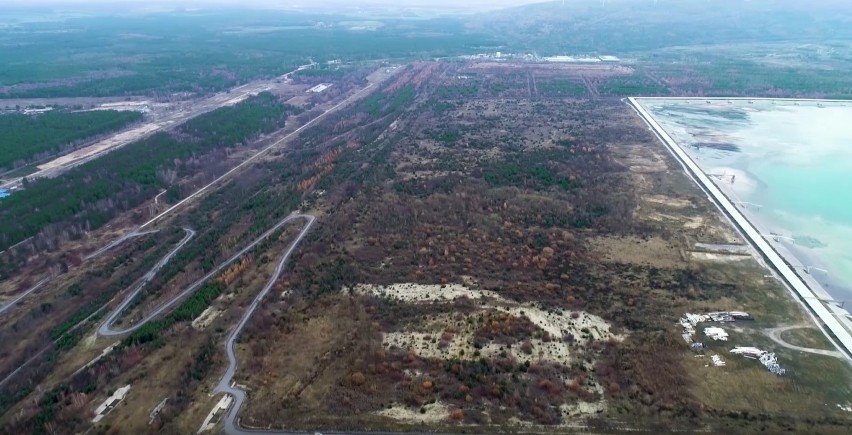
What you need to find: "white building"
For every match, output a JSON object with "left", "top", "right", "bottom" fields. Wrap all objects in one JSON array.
[
  {"left": 93, "top": 385, "right": 131, "bottom": 423},
  {"left": 544, "top": 55, "right": 601, "bottom": 63},
  {"left": 307, "top": 83, "right": 332, "bottom": 93}
]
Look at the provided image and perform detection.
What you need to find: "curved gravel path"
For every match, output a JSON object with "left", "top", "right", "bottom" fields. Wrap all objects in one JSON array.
[
  {"left": 764, "top": 324, "right": 845, "bottom": 359},
  {"left": 84, "top": 229, "right": 160, "bottom": 260}
]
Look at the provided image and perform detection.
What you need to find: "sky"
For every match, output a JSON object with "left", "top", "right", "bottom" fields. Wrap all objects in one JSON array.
[{"left": 1, "top": 0, "right": 549, "bottom": 10}]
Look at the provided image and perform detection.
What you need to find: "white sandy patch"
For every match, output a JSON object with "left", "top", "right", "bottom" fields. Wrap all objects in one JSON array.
[
  {"left": 383, "top": 330, "right": 578, "bottom": 364},
  {"left": 191, "top": 307, "right": 223, "bottom": 330},
  {"left": 683, "top": 216, "right": 705, "bottom": 229},
  {"left": 490, "top": 306, "right": 613, "bottom": 343},
  {"left": 691, "top": 252, "right": 751, "bottom": 262},
  {"left": 645, "top": 212, "right": 704, "bottom": 230},
  {"left": 83, "top": 332, "right": 99, "bottom": 347},
  {"left": 362, "top": 282, "right": 617, "bottom": 423},
  {"left": 353, "top": 283, "right": 500, "bottom": 303},
  {"left": 642, "top": 194, "right": 693, "bottom": 208},
  {"left": 560, "top": 400, "right": 607, "bottom": 418},
  {"left": 357, "top": 283, "right": 619, "bottom": 365},
  {"left": 375, "top": 401, "right": 449, "bottom": 423},
  {"left": 561, "top": 374, "right": 607, "bottom": 420},
  {"left": 384, "top": 331, "right": 455, "bottom": 359}
]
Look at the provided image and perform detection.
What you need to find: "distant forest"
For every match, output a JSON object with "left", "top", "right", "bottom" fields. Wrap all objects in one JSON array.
[
  {"left": 0, "top": 110, "right": 142, "bottom": 169},
  {"left": 0, "top": 93, "right": 300, "bottom": 253}
]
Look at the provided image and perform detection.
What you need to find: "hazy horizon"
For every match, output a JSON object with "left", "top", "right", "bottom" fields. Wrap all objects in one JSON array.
[{"left": 0, "top": 0, "right": 550, "bottom": 11}]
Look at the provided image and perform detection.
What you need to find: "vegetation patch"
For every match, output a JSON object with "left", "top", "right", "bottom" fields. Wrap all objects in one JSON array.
[{"left": 0, "top": 110, "right": 142, "bottom": 169}]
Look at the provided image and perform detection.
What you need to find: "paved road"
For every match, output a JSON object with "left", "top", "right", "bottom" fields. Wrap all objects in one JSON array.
[
  {"left": 0, "top": 230, "right": 184, "bottom": 387},
  {"left": 764, "top": 325, "right": 845, "bottom": 359},
  {"left": 138, "top": 82, "right": 375, "bottom": 231},
  {"left": 84, "top": 229, "right": 160, "bottom": 260},
  {"left": 204, "top": 219, "right": 512, "bottom": 435},
  {"left": 0, "top": 63, "right": 317, "bottom": 191},
  {"left": 98, "top": 215, "right": 311, "bottom": 337},
  {"left": 629, "top": 97, "right": 852, "bottom": 360},
  {"left": 97, "top": 228, "right": 195, "bottom": 336},
  {"left": 0, "top": 230, "right": 161, "bottom": 318},
  {"left": 213, "top": 214, "right": 315, "bottom": 435},
  {"left": 0, "top": 63, "right": 361, "bottom": 320},
  {"left": 0, "top": 277, "right": 48, "bottom": 318}
]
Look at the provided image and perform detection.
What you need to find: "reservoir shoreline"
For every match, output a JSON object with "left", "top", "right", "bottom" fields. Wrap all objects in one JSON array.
[{"left": 629, "top": 97, "right": 852, "bottom": 361}]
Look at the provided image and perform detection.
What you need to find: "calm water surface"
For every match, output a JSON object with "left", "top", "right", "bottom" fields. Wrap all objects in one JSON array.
[{"left": 643, "top": 99, "right": 852, "bottom": 302}]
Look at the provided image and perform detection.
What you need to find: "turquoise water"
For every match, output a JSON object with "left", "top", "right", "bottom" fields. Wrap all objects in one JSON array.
[
  {"left": 643, "top": 100, "right": 852, "bottom": 299},
  {"left": 755, "top": 160, "right": 852, "bottom": 226}
]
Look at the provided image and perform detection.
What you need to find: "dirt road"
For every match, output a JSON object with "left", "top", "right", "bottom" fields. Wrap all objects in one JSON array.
[{"left": 764, "top": 324, "right": 845, "bottom": 359}]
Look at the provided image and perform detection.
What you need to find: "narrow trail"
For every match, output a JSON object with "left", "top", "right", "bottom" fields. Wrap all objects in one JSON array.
[
  {"left": 764, "top": 324, "right": 845, "bottom": 359},
  {"left": 582, "top": 75, "right": 599, "bottom": 98},
  {"left": 530, "top": 70, "right": 538, "bottom": 98},
  {"left": 207, "top": 219, "right": 463, "bottom": 435},
  {"left": 526, "top": 71, "right": 533, "bottom": 98}
]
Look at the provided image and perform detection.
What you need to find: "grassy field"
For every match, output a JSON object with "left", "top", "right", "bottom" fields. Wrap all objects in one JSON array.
[{"left": 780, "top": 327, "right": 837, "bottom": 350}]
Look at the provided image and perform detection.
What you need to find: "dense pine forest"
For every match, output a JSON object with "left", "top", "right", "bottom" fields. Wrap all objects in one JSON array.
[{"left": 0, "top": 110, "right": 143, "bottom": 169}]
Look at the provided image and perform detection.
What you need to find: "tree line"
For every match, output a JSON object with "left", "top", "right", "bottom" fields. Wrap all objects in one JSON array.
[
  {"left": 0, "top": 110, "right": 142, "bottom": 169},
  {"left": 0, "top": 92, "right": 301, "bottom": 253}
]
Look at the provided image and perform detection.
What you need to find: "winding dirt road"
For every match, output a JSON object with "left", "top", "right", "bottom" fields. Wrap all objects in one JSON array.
[{"left": 764, "top": 325, "right": 845, "bottom": 359}]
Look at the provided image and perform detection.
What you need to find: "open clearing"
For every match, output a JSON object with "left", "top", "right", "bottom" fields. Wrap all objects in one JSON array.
[{"left": 356, "top": 282, "right": 618, "bottom": 365}]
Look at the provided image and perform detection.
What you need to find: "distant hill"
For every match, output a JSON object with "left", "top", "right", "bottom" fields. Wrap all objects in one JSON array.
[{"left": 468, "top": 0, "right": 852, "bottom": 53}]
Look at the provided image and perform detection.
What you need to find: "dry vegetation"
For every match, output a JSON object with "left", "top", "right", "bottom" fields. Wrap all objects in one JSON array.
[
  {"left": 2, "top": 61, "right": 852, "bottom": 434},
  {"left": 229, "top": 62, "right": 852, "bottom": 433}
]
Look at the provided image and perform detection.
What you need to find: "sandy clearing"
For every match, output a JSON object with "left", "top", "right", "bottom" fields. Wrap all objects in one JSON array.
[
  {"left": 357, "top": 283, "right": 618, "bottom": 365},
  {"left": 489, "top": 305, "right": 613, "bottom": 343},
  {"left": 37, "top": 122, "right": 164, "bottom": 171},
  {"left": 691, "top": 251, "right": 752, "bottom": 262},
  {"left": 559, "top": 376, "right": 607, "bottom": 419},
  {"left": 588, "top": 236, "right": 683, "bottom": 268},
  {"left": 192, "top": 307, "right": 223, "bottom": 330},
  {"left": 560, "top": 400, "right": 606, "bottom": 418},
  {"left": 353, "top": 282, "right": 500, "bottom": 303},
  {"left": 375, "top": 401, "right": 450, "bottom": 423},
  {"left": 642, "top": 194, "right": 693, "bottom": 208},
  {"left": 645, "top": 211, "right": 705, "bottom": 229},
  {"left": 383, "top": 322, "right": 579, "bottom": 364}
]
